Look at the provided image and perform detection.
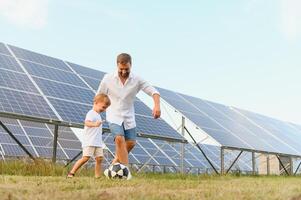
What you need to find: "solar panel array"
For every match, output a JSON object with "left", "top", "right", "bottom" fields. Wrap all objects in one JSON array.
[
  {"left": 2, "top": 42, "right": 298, "bottom": 173},
  {"left": 156, "top": 87, "right": 301, "bottom": 156},
  {"left": 0, "top": 43, "right": 182, "bottom": 140}
]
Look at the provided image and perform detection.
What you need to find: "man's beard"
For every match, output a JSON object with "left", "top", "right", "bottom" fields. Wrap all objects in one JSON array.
[{"left": 119, "top": 71, "right": 130, "bottom": 79}]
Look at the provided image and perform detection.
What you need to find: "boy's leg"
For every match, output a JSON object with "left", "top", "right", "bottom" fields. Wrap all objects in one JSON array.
[
  {"left": 95, "top": 157, "right": 103, "bottom": 178},
  {"left": 69, "top": 146, "right": 93, "bottom": 175},
  {"left": 69, "top": 156, "right": 90, "bottom": 174},
  {"left": 94, "top": 148, "right": 104, "bottom": 178}
]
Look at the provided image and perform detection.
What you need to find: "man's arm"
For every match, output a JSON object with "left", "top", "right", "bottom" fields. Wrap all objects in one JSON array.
[
  {"left": 152, "top": 93, "right": 161, "bottom": 119},
  {"left": 139, "top": 77, "right": 161, "bottom": 119}
]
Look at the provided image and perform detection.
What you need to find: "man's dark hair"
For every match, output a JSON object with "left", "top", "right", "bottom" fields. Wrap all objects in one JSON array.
[{"left": 117, "top": 53, "right": 132, "bottom": 65}]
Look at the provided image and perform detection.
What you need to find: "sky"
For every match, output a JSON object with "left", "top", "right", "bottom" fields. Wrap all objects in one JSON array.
[{"left": 0, "top": 0, "right": 300, "bottom": 124}]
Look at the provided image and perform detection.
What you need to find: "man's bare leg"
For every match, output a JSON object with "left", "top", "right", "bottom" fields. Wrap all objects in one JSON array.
[
  {"left": 113, "top": 135, "right": 128, "bottom": 164},
  {"left": 112, "top": 140, "right": 136, "bottom": 164}
]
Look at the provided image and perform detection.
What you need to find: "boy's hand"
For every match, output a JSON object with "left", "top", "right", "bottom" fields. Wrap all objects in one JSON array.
[{"left": 94, "top": 120, "right": 102, "bottom": 127}]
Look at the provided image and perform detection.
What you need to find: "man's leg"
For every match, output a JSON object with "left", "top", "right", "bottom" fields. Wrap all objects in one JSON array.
[
  {"left": 114, "top": 135, "right": 128, "bottom": 164},
  {"left": 126, "top": 140, "right": 136, "bottom": 153}
]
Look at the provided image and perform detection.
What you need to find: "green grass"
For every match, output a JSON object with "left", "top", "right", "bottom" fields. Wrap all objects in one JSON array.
[{"left": 1, "top": 160, "right": 301, "bottom": 200}]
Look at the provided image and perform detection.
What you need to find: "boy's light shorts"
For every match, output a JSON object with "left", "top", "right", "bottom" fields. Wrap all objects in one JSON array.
[{"left": 82, "top": 146, "right": 104, "bottom": 157}]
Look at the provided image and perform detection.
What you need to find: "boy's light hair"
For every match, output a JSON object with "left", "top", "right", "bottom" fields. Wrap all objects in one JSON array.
[{"left": 94, "top": 93, "right": 111, "bottom": 106}]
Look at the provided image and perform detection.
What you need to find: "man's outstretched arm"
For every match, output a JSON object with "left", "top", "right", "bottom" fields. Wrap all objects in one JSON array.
[
  {"left": 139, "top": 77, "right": 161, "bottom": 119},
  {"left": 152, "top": 93, "right": 161, "bottom": 119}
]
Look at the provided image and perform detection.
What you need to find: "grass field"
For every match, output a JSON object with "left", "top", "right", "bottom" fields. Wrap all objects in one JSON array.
[{"left": 0, "top": 161, "right": 301, "bottom": 200}]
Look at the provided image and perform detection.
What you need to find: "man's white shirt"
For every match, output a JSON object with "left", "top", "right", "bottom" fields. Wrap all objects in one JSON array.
[{"left": 97, "top": 70, "right": 159, "bottom": 130}]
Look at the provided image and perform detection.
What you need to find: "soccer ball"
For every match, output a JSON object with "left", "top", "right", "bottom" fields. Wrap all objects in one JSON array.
[{"left": 104, "top": 163, "right": 132, "bottom": 180}]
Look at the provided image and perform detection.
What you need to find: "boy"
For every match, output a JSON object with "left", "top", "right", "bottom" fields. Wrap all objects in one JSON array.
[{"left": 67, "top": 93, "right": 111, "bottom": 178}]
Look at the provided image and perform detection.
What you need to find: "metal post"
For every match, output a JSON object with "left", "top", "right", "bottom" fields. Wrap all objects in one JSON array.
[
  {"left": 0, "top": 121, "right": 35, "bottom": 161},
  {"left": 226, "top": 150, "right": 243, "bottom": 174},
  {"left": 220, "top": 147, "right": 224, "bottom": 175},
  {"left": 267, "top": 154, "right": 270, "bottom": 175},
  {"left": 181, "top": 116, "right": 185, "bottom": 174},
  {"left": 294, "top": 160, "right": 301, "bottom": 175},
  {"left": 252, "top": 152, "right": 256, "bottom": 175},
  {"left": 52, "top": 124, "right": 59, "bottom": 163},
  {"left": 289, "top": 156, "right": 294, "bottom": 175}
]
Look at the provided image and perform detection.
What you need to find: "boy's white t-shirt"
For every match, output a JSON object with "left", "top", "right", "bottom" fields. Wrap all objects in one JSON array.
[{"left": 82, "top": 109, "right": 104, "bottom": 148}]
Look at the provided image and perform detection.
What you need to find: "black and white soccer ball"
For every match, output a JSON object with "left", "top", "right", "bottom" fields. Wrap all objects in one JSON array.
[{"left": 104, "top": 163, "right": 132, "bottom": 180}]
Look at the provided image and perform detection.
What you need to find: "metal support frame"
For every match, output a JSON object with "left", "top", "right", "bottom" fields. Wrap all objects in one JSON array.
[
  {"left": 276, "top": 155, "right": 289, "bottom": 175},
  {"left": 252, "top": 152, "right": 256, "bottom": 175},
  {"left": 184, "top": 126, "right": 219, "bottom": 174},
  {"left": 137, "top": 143, "right": 166, "bottom": 173},
  {"left": 267, "top": 154, "right": 270, "bottom": 175},
  {"left": 65, "top": 151, "right": 82, "bottom": 167},
  {"left": 289, "top": 156, "right": 294, "bottom": 175},
  {"left": 294, "top": 160, "right": 301, "bottom": 175},
  {"left": 226, "top": 150, "right": 243, "bottom": 174},
  {"left": 0, "top": 121, "right": 35, "bottom": 161},
  {"left": 52, "top": 124, "right": 59, "bottom": 163},
  {"left": 180, "top": 116, "right": 185, "bottom": 174},
  {"left": 221, "top": 147, "right": 224, "bottom": 175}
]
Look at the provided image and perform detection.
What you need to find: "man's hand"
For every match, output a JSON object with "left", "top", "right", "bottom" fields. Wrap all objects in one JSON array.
[{"left": 152, "top": 106, "right": 161, "bottom": 119}]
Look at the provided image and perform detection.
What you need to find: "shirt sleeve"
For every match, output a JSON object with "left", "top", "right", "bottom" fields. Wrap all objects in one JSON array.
[
  {"left": 96, "top": 74, "right": 108, "bottom": 95},
  {"left": 138, "top": 76, "right": 160, "bottom": 97},
  {"left": 85, "top": 111, "right": 94, "bottom": 121}
]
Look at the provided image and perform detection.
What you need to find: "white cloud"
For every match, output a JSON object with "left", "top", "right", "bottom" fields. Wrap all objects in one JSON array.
[
  {"left": 280, "top": 0, "right": 301, "bottom": 42},
  {"left": 0, "top": 0, "right": 48, "bottom": 29}
]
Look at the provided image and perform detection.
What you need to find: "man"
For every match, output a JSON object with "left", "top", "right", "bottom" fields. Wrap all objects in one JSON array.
[{"left": 97, "top": 53, "right": 161, "bottom": 165}]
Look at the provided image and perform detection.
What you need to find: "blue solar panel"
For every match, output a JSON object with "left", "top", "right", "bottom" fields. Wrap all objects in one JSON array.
[
  {"left": 47, "top": 97, "right": 90, "bottom": 123},
  {"left": 1, "top": 144, "right": 36, "bottom": 157},
  {"left": 236, "top": 109, "right": 301, "bottom": 155},
  {"left": 67, "top": 62, "right": 106, "bottom": 79},
  {"left": 80, "top": 76, "right": 101, "bottom": 90},
  {"left": 0, "top": 88, "right": 58, "bottom": 119},
  {"left": 0, "top": 43, "right": 11, "bottom": 56},
  {"left": 0, "top": 54, "right": 23, "bottom": 72},
  {"left": 136, "top": 115, "right": 183, "bottom": 140},
  {"left": 21, "top": 60, "right": 88, "bottom": 88},
  {"left": 33, "top": 78, "right": 94, "bottom": 104},
  {"left": 0, "top": 69, "right": 39, "bottom": 94},
  {"left": 9, "top": 45, "right": 72, "bottom": 72},
  {"left": 0, "top": 133, "right": 31, "bottom": 145},
  {"left": 158, "top": 86, "right": 301, "bottom": 156},
  {"left": 134, "top": 100, "right": 153, "bottom": 116}
]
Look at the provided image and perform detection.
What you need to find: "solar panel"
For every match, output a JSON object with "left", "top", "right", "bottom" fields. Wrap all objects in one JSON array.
[
  {"left": 0, "top": 68, "right": 39, "bottom": 93},
  {"left": 0, "top": 43, "right": 11, "bottom": 56},
  {"left": 80, "top": 76, "right": 101, "bottom": 90},
  {"left": 157, "top": 86, "right": 301, "bottom": 156},
  {"left": 9, "top": 45, "right": 72, "bottom": 72},
  {"left": 67, "top": 62, "right": 105, "bottom": 80},
  {"left": 21, "top": 60, "right": 88, "bottom": 88},
  {"left": 33, "top": 77, "right": 94, "bottom": 104},
  {"left": 0, "top": 54, "right": 23, "bottom": 72},
  {"left": 0, "top": 88, "right": 58, "bottom": 119}
]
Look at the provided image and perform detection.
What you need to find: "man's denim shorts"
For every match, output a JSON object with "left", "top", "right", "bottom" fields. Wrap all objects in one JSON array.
[{"left": 109, "top": 123, "right": 137, "bottom": 141}]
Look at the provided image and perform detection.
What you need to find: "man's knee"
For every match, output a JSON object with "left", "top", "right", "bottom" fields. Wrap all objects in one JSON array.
[
  {"left": 127, "top": 140, "right": 136, "bottom": 148},
  {"left": 115, "top": 135, "right": 125, "bottom": 146}
]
